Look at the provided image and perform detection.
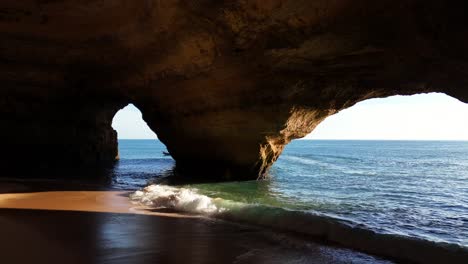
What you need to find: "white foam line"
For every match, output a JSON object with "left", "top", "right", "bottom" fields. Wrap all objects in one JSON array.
[{"left": 130, "top": 184, "right": 221, "bottom": 214}]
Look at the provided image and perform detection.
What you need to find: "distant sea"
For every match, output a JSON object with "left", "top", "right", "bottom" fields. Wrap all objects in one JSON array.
[{"left": 116, "top": 139, "right": 468, "bottom": 249}]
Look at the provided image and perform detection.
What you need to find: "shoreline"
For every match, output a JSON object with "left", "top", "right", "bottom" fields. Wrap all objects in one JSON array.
[
  {"left": 1, "top": 179, "right": 467, "bottom": 264},
  {"left": 130, "top": 183, "right": 468, "bottom": 264},
  {"left": 0, "top": 180, "right": 392, "bottom": 264}
]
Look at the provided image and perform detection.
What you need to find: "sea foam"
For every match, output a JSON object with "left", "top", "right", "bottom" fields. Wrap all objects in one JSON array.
[
  {"left": 130, "top": 184, "right": 468, "bottom": 264},
  {"left": 130, "top": 184, "right": 220, "bottom": 214}
]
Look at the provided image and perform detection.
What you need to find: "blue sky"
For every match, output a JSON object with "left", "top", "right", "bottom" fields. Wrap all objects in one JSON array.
[
  {"left": 112, "top": 93, "right": 468, "bottom": 140},
  {"left": 112, "top": 104, "right": 157, "bottom": 139}
]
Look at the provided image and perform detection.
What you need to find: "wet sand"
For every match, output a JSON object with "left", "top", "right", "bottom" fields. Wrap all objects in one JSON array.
[{"left": 0, "top": 181, "right": 393, "bottom": 264}]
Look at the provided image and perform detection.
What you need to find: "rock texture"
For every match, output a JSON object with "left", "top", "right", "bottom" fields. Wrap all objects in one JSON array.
[{"left": 1, "top": 1, "right": 468, "bottom": 179}]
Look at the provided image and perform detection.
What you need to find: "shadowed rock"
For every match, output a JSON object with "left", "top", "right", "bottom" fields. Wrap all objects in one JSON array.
[{"left": 1, "top": 0, "right": 467, "bottom": 179}]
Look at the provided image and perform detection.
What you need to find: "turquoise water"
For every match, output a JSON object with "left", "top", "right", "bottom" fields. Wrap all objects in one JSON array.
[{"left": 116, "top": 139, "right": 468, "bottom": 248}]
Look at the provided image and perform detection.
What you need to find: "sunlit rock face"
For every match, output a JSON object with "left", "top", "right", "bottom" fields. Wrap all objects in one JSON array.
[{"left": 1, "top": 1, "right": 467, "bottom": 179}]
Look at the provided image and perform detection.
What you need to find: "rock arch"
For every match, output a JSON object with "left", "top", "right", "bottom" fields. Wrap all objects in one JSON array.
[{"left": 1, "top": 0, "right": 467, "bottom": 179}]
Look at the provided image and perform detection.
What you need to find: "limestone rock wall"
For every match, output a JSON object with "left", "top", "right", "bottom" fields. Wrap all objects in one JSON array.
[{"left": 1, "top": 1, "right": 467, "bottom": 179}]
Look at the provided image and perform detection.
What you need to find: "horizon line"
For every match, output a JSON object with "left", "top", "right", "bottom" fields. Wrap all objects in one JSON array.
[{"left": 117, "top": 138, "right": 468, "bottom": 141}]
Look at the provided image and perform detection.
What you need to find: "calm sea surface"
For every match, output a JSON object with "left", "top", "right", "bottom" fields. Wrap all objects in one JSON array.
[{"left": 115, "top": 139, "right": 468, "bottom": 248}]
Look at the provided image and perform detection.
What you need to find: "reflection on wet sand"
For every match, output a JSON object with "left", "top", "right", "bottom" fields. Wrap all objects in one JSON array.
[{"left": 0, "top": 185, "right": 392, "bottom": 264}]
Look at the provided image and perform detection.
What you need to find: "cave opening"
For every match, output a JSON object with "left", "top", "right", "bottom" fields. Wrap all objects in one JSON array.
[
  {"left": 268, "top": 92, "right": 468, "bottom": 248},
  {"left": 110, "top": 104, "right": 175, "bottom": 187}
]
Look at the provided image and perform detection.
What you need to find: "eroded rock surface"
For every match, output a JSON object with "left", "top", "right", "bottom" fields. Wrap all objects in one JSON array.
[{"left": 1, "top": 1, "right": 467, "bottom": 179}]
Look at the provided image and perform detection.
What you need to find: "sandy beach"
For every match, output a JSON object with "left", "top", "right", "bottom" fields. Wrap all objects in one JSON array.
[{"left": 0, "top": 180, "right": 392, "bottom": 264}]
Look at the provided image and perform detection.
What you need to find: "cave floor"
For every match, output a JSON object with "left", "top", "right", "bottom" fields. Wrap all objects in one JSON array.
[{"left": 0, "top": 180, "right": 392, "bottom": 264}]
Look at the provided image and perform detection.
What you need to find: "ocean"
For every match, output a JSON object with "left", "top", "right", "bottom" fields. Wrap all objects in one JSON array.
[{"left": 115, "top": 139, "right": 468, "bottom": 252}]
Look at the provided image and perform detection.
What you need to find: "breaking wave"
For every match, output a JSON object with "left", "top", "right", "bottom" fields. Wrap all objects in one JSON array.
[
  {"left": 130, "top": 184, "right": 468, "bottom": 264},
  {"left": 131, "top": 185, "right": 221, "bottom": 214}
]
